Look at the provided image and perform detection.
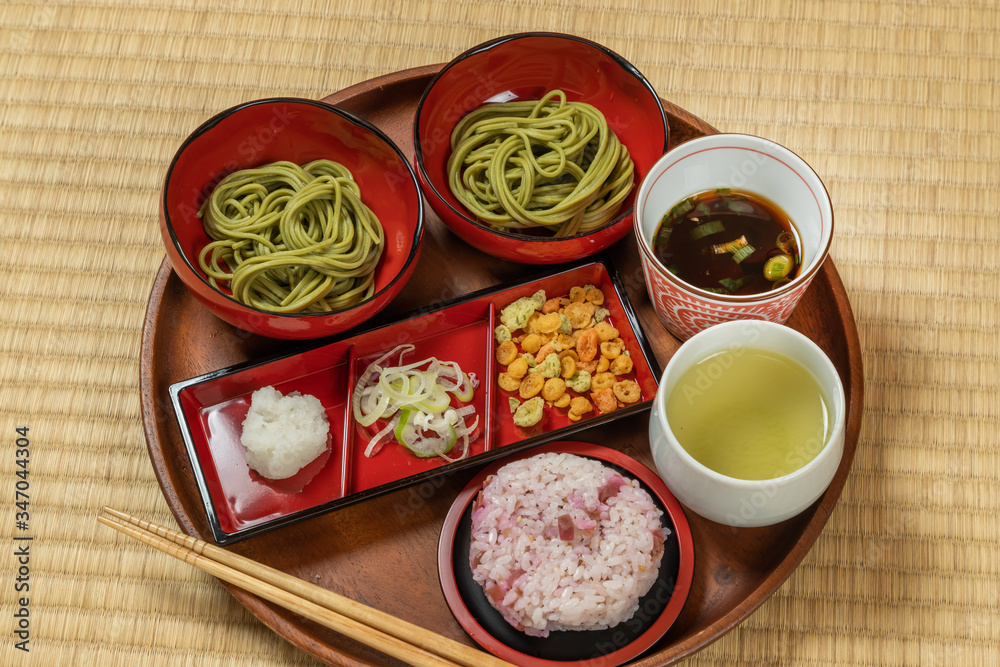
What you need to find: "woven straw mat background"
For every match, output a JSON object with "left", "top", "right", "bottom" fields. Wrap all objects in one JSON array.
[{"left": 0, "top": 1, "right": 997, "bottom": 666}]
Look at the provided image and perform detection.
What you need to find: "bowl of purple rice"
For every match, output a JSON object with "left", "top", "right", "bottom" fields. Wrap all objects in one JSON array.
[{"left": 438, "top": 442, "right": 694, "bottom": 665}]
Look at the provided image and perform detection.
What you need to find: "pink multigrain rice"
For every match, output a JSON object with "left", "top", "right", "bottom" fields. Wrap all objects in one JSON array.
[{"left": 469, "top": 452, "right": 667, "bottom": 637}]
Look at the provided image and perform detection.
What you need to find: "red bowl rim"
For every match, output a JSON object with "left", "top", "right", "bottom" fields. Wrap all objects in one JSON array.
[
  {"left": 413, "top": 31, "right": 669, "bottom": 245},
  {"left": 161, "top": 96, "right": 425, "bottom": 320}
]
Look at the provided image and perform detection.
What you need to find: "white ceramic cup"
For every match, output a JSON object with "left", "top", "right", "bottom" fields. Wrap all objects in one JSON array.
[
  {"left": 633, "top": 133, "right": 834, "bottom": 340},
  {"left": 649, "top": 320, "right": 846, "bottom": 527}
]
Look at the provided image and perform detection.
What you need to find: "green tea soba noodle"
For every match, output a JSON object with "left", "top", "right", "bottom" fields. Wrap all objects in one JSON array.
[
  {"left": 446, "top": 90, "right": 634, "bottom": 237},
  {"left": 196, "top": 159, "right": 384, "bottom": 314}
]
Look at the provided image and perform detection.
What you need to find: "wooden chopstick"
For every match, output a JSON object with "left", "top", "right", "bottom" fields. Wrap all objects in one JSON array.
[{"left": 98, "top": 507, "right": 513, "bottom": 667}]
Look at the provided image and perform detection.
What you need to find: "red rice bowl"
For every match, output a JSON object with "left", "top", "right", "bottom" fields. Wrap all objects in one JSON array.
[{"left": 469, "top": 452, "right": 667, "bottom": 637}]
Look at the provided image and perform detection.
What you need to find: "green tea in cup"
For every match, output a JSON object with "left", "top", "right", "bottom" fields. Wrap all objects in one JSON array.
[{"left": 665, "top": 347, "right": 831, "bottom": 481}]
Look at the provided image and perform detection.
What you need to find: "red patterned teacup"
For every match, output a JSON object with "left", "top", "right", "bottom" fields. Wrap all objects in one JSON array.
[{"left": 633, "top": 134, "right": 834, "bottom": 340}]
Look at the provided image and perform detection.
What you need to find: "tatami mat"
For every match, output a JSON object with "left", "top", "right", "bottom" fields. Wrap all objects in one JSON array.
[{"left": 1, "top": 1, "right": 997, "bottom": 665}]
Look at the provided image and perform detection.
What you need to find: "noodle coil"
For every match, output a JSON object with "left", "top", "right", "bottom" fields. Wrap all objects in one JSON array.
[
  {"left": 196, "top": 159, "right": 384, "bottom": 314},
  {"left": 446, "top": 90, "right": 634, "bottom": 237}
]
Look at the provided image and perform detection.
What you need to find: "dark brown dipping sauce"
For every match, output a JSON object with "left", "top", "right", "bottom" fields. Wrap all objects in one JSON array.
[{"left": 652, "top": 189, "right": 800, "bottom": 296}]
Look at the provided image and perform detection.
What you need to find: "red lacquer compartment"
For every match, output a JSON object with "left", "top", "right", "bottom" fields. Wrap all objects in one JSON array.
[
  {"left": 487, "top": 262, "right": 658, "bottom": 448},
  {"left": 345, "top": 300, "right": 495, "bottom": 495},
  {"left": 170, "top": 258, "right": 657, "bottom": 543},
  {"left": 173, "top": 340, "right": 353, "bottom": 536}
]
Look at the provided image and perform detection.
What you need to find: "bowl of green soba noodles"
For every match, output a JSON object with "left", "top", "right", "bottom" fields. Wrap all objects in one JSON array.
[
  {"left": 160, "top": 98, "right": 425, "bottom": 340},
  {"left": 414, "top": 32, "right": 668, "bottom": 264}
]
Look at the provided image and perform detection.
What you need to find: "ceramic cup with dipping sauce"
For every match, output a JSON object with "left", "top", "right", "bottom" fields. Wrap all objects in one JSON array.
[
  {"left": 633, "top": 134, "right": 834, "bottom": 340},
  {"left": 649, "top": 320, "right": 845, "bottom": 527}
]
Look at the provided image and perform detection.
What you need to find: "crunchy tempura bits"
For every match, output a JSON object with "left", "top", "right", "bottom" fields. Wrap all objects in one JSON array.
[
  {"left": 591, "top": 388, "right": 618, "bottom": 414},
  {"left": 519, "top": 373, "right": 544, "bottom": 399},
  {"left": 495, "top": 283, "right": 642, "bottom": 427},
  {"left": 521, "top": 333, "right": 542, "bottom": 354},
  {"left": 568, "top": 396, "right": 593, "bottom": 421},
  {"left": 496, "top": 340, "right": 518, "bottom": 365},
  {"left": 595, "top": 321, "right": 618, "bottom": 341},
  {"left": 576, "top": 328, "right": 600, "bottom": 362},
  {"left": 542, "top": 377, "right": 567, "bottom": 402},
  {"left": 611, "top": 354, "right": 633, "bottom": 376},
  {"left": 507, "top": 357, "right": 529, "bottom": 380},
  {"left": 498, "top": 372, "right": 520, "bottom": 392},
  {"left": 592, "top": 371, "right": 616, "bottom": 392},
  {"left": 560, "top": 355, "right": 576, "bottom": 379},
  {"left": 585, "top": 288, "right": 605, "bottom": 305},
  {"left": 613, "top": 380, "right": 641, "bottom": 404}
]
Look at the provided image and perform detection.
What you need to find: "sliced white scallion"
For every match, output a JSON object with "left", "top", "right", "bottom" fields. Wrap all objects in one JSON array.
[{"left": 352, "top": 344, "right": 479, "bottom": 461}]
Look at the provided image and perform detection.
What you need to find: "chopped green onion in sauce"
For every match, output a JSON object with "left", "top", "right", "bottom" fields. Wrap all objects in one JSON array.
[
  {"left": 718, "top": 276, "right": 753, "bottom": 293},
  {"left": 763, "top": 254, "right": 794, "bottom": 281},
  {"left": 652, "top": 189, "right": 800, "bottom": 296},
  {"left": 712, "top": 235, "right": 749, "bottom": 255},
  {"left": 690, "top": 220, "right": 725, "bottom": 240},
  {"left": 731, "top": 244, "right": 756, "bottom": 264}
]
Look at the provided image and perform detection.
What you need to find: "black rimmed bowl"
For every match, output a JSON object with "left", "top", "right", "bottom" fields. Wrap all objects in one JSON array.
[
  {"left": 160, "top": 97, "right": 424, "bottom": 340},
  {"left": 413, "top": 33, "right": 668, "bottom": 265},
  {"left": 438, "top": 442, "right": 694, "bottom": 666}
]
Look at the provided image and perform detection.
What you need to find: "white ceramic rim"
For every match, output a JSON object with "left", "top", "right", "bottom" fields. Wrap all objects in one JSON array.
[
  {"left": 634, "top": 133, "right": 834, "bottom": 304},
  {"left": 655, "top": 320, "right": 846, "bottom": 489}
]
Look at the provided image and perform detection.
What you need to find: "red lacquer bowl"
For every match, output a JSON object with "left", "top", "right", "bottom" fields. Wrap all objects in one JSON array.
[
  {"left": 160, "top": 98, "right": 424, "bottom": 340},
  {"left": 439, "top": 442, "right": 694, "bottom": 666},
  {"left": 413, "top": 33, "right": 668, "bottom": 264}
]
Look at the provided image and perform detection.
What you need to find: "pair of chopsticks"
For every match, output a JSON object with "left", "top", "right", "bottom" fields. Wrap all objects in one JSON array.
[{"left": 98, "top": 508, "right": 513, "bottom": 667}]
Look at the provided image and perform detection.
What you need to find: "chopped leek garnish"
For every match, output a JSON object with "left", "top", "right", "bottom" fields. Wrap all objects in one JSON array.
[
  {"left": 352, "top": 344, "right": 479, "bottom": 461},
  {"left": 727, "top": 199, "right": 755, "bottom": 214},
  {"left": 731, "top": 244, "right": 756, "bottom": 263},
  {"left": 776, "top": 231, "right": 796, "bottom": 254},
  {"left": 719, "top": 276, "right": 753, "bottom": 293},
  {"left": 656, "top": 224, "right": 673, "bottom": 245},
  {"left": 712, "top": 235, "right": 749, "bottom": 255},
  {"left": 690, "top": 220, "right": 725, "bottom": 240},
  {"left": 763, "top": 254, "right": 795, "bottom": 281},
  {"left": 666, "top": 198, "right": 694, "bottom": 221}
]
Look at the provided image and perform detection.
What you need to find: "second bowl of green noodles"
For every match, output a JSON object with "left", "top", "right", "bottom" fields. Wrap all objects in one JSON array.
[
  {"left": 414, "top": 32, "right": 668, "bottom": 264},
  {"left": 161, "top": 98, "right": 424, "bottom": 339}
]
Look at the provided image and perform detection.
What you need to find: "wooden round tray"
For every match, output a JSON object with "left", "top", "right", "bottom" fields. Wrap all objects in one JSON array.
[{"left": 141, "top": 64, "right": 863, "bottom": 666}]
